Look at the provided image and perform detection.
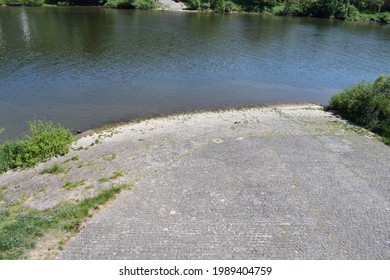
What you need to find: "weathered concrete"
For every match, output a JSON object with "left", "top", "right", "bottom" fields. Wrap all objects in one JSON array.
[{"left": 1, "top": 104, "right": 390, "bottom": 259}]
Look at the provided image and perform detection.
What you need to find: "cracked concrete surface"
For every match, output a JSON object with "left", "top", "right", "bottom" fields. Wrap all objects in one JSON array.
[{"left": 1, "top": 104, "right": 390, "bottom": 259}]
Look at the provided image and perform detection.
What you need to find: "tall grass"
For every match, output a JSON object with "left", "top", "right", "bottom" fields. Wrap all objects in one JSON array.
[
  {"left": 328, "top": 75, "right": 390, "bottom": 144},
  {"left": 0, "top": 121, "right": 74, "bottom": 173}
]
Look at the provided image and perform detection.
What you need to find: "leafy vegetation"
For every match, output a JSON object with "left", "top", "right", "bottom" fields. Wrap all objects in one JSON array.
[
  {"left": 328, "top": 75, "right": 390, "bottom": 144},
  {"left": 3, "top": 0, "right": 44, "bottom": 5},
  {"left": 0, "top": 121, "right": 74, "bottom": 174},
  {"left": 186, "top": 0, "right": 242, "bottom": 12},
  {"left": 1, "top": 0, "right": 389, "bottom": 23},
  {"left": 41, "top": 164, "right": 70, "bottom": 174},
  {"left": 104, "top": 0, "right": 156, "bottom": 9},
  {"left": 0, "top": 184, "right": 130, "bottom": 259}
]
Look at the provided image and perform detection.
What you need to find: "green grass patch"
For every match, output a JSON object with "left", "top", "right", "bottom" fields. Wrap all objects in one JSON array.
[
  {"left": 64, "top": 180, "right": 85, "bottom": 190},
  {"left": 110, "top": 171, "right": 123, "bottom": 180},
  {"left": 62, "top": 156, "right": 79, "bottom": 164},
  {"left": 41, "top": 164, "right": 70, "bottom": 175},
  {"left": 0, "top": 121, "right": 74, "bottom": 174},
  {"left": 0, "top": 183, "right": 130, "bottom": 259},
  {"left": 77, "top": 160, "right": 97, "bottom": 168},
  {"left": 328, "top": 74, "right": 390, "bottom": 144},
  {"left": 98, "top": 177, "right": 109, "bottom": 183},
  {"left": 0, "top": 186, "right": 7, "bottom": 201}
]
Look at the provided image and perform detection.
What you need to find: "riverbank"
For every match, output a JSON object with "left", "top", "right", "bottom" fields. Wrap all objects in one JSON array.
[
  {"left": 2, "top": 103, "right": 390, "bottom": 259},
  {"left": 1, "top": 1, "right": 389, "bottom": 24}
]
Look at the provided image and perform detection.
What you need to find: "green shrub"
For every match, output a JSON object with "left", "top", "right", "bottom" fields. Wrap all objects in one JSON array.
[
  {"left": 212, "top": 0, "right": 241, "bottom": 12},
  {"left": 185, "top": 0, "right": 201, "bottom": 10},
  {"left": 104, "top": 0, "right": 133, "bottom": 8},
  {"left": 4, "top": 0, "right": 23, "bottom": 5},
  {"left": 104, "top": 0, "right": 155, "bottom": 9},
  {"left": 214, "top": 0, "right": 225, "bottom": 12},
  {"left": 0, "top": 140, "right": 26, "bottom": 173},
  {"left": 24, "top": 0, "right": 44, "bottom": 5},
  {"left": 378, "top": 12, "right": 390, "bottom": 23},
  {"left": 329, "top": 75, "right": 390, "bottom": 142},
  {"left": 133, "top": 0, "right": 156, "bottom": 9},
  {"left": 0, "top": 121, "right": 74, "bottom": 173},
  {"left": 224, "top": 0, "right": 241, "bottom": 12},
  {"left": 3, "top": 0, "right": 43, "bottom": 5},
  {"left": 345, "top": 4, "right": 360, "bottom": 21}
]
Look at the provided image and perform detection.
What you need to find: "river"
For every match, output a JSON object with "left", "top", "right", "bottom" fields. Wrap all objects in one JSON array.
[{"left": 0, "top": 6, "right": 389, "bottom": 141}]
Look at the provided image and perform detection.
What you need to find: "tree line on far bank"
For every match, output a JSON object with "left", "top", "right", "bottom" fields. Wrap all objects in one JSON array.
[{"left": 0, "top": 0, "right": 389, "bottom": 23}]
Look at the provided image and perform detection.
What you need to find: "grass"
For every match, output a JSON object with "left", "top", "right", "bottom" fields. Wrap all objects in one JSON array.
[
  {"left": 99, "top": 171, "right": 123, "bottom": 183},
  {"left": 64, "top": 180, "right": 85, "bottom": 190},
  {"left": 0, "top": 186, "right": 7, "bottom": 201},
  {"left": 0, "top": 121, "right": 74, "bottom": 174},
  {"left": 0, "top": 183, "right": 131, "bottom": 259},
  {"left": 62, "top": 156, "right": 79, "bottom": 164},
  {"left": 41, "top": 164, "right": 70, "bottom": 175},
  {"left": 77, "top": 161, "right": 97, "bottom": 168},
  {"left": 328, "top": 74, "right": 390, "bottom": 144},
  {"left": 110, "top": 171, "right": 123, "bottom": 180}
]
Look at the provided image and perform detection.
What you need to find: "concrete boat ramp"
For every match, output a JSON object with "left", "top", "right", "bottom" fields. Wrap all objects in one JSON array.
[{"left": 2, "top": 104, "right": 390, "bottom": 259}]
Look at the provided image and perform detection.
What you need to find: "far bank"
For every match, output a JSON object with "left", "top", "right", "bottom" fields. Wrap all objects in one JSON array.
[{"left": 0, "top": 0, "right": 389, "bottom": 24}]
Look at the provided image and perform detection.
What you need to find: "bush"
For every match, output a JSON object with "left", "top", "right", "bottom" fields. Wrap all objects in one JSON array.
[
  {"left": 104, "top": 0, "right": 133, "bottom": 8},
  {"left": 214, "top": 0, "right": 225, "bottom": 12},
  {"left": 378, "top": 12, "right": 390, "bottom": 23},
  {"left": 345, "top": 4, "right": 360, "bottom": 21},
  {"left": 24, "top": 0, "right": 44, "bottom": 5},
  {"left": 104, "top": 0, "right": 155, "bottom": 9},
  {"left": 185, "top": 0, "right": 201, "bottom": 10},
  {"left": 0, "top": 121, "right": 74, "bottom": 173},
  {"left": 4, "top": 0, "right": 23, "bottom": 5},
  {"left": 0, "top": 140, "right": 25, "bottom": 173},
  {"left": 224, "top": 0, "right": 241, "bottom": 11},
  {"left": 133, "top": 0, "right": 156, "bottom": 9},
  {"left": 329, "top": 75, "right": 390, "bottom": 143},
  {"left": 3, "top": 0, "right": 44, "bottom": 4}
]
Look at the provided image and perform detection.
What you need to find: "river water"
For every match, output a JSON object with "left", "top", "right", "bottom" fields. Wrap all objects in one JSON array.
[{"left": 0, "top": 6, "right": 389, "bottom": 141}]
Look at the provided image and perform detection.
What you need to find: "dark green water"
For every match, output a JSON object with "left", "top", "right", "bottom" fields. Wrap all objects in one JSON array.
[{"left": 0, "top": 7, "right": 389, "bottom": 141}]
